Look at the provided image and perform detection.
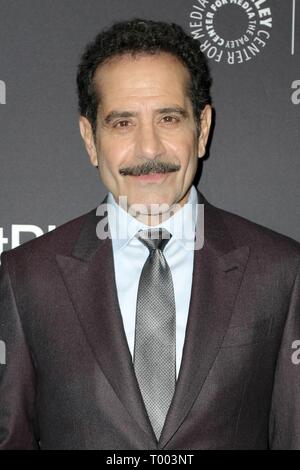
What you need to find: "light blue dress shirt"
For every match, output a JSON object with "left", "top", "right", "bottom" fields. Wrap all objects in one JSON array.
[{"left": 106, "top": 185, "right": 198, "bottom": 380}]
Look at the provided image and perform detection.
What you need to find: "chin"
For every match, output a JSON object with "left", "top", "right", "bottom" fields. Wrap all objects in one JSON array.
[{"left": 132, "top": 194, "right": 172, "bottom": 208}]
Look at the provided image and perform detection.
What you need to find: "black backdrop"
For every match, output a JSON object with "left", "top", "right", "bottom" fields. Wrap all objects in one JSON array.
[{"left": 0, "top": 0, "right": 299, "bottom": 256}]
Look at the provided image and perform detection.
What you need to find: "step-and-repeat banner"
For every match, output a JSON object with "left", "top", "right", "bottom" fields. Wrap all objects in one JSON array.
[{"left": 0, "top": 0, "right": 299, "bottom": 255}]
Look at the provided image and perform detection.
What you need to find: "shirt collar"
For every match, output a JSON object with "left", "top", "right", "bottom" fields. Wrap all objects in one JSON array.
[{"left": 107, "top": 185, "right": 198, "bottom": 252}]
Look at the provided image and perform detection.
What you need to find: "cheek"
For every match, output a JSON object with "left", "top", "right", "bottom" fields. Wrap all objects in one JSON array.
[
  {"left": 164, "top": 137, "right": 197, "bottom": 166},
  {"left": 163, "top": 127, "right": 197, "bottom": 151},
  {"left": 97, "top": 138, "right": 133, "bottom": 172}
]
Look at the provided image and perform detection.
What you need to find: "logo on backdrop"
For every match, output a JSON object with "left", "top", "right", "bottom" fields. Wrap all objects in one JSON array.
[
  {"left": 0, "top": 225, "right": 56, "bottom": 260},
  {"left": 0, "top": 341, "right": 6, "bottom": 365},
  {"left": 291, "top": 340, "right": 300, "bottom": 365},
  {"left": 291, "top": 80, "right": 300, "bottom": 104},
  {"left": 189, "top": 0, "right": 272, "bottom": 64},
  {"left": 0, "top": 80, "right": 6, "bottom": 104},
  {"left": 291, "top": 0, "right": 297, "bottom": 55}
]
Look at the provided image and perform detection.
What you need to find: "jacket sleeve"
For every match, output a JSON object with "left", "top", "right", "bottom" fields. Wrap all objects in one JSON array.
[
  {"left": 0, "top": 251, "right": 40, "bottom": 449},
  {"left": 268, "top": 261, "right": 300, "bottom": 449}
]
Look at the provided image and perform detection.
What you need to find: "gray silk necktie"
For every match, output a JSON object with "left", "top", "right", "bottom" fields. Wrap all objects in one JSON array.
[{"left": 133, "top": 227, "right": 176, "bottom": 441}]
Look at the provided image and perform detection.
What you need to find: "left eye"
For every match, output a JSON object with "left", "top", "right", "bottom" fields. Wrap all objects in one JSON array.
[{"left": 161, "top": 116, "right": 179, "bottom": 123}]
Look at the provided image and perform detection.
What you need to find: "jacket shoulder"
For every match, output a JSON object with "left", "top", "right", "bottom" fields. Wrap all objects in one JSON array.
[{"left": 212, "top": 201, "right": 300, "bottom": 260}]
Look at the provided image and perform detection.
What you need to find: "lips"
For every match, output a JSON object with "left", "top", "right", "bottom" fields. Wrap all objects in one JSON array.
[{"left": 130, "top": 172, "right": 169, "bottom": 183}]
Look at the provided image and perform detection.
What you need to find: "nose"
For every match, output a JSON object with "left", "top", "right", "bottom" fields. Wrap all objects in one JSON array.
[{"left": 135, "top": 120, "right": 165, "bottom": 160}]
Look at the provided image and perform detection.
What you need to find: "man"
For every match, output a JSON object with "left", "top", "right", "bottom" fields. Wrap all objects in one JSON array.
[{"left": 0, "top": 18, "right": 299, "bottom": 450}]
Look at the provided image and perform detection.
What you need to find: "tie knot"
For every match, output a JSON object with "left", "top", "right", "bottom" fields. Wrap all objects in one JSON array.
[{"left": 135, "top": 227, "right": 172, "bottom": 253}]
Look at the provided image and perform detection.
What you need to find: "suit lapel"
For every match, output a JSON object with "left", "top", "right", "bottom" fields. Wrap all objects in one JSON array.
[
  {"left": 56, "top": 196, "right": 158, "bottom": 445},
  {"left": 158, "top": 191, "right": 250, "bottom": 448}
]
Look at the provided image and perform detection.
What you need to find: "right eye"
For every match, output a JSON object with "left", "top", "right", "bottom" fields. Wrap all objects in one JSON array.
[{"left": 114, "top": 120, "right": 131, "bottom": 128}]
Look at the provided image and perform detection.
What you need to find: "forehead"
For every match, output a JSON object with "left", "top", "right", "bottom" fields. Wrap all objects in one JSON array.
[{"left": 93, "top": 52, "right": 192, "bottom": 108}]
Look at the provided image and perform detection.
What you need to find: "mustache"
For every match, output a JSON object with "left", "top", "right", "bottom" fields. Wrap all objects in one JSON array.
[{"left": 119, "top": 160, "right": 181, "bottom": 176}]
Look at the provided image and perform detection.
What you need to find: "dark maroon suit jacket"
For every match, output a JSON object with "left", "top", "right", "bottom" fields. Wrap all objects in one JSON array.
[{"left": 0, "top": 189, "right": 300, "bottom": 449}]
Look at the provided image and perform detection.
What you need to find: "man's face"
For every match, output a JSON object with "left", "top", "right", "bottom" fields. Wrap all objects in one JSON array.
[{"left": 80, "top": 52, "right": 211, "bottom": 223}]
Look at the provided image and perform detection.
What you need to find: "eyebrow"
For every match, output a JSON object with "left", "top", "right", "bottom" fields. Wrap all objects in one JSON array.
[{"left": 103, "top": 107, "right": 189, "bottom": 125}]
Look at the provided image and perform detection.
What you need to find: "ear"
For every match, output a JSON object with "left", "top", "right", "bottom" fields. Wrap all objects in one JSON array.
[
  {"left": 197, "top": 104, "right": 212, "bottom": 159},
  {"left": 79, "top": 116, "right": 98, "bottom": 167}
]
